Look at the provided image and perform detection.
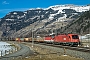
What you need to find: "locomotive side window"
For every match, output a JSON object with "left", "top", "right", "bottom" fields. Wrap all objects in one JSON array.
[
  {"left": 72, "top": 35, "right": 79, "bottom": 39},
  {"left": 69, "top": 36, "right": 70, "bottom": 38}
]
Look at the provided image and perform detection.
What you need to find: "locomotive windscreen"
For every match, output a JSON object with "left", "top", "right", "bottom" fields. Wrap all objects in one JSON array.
[
  {"left": 72, "top": 35, "right": 79, "bottom": 39},
  {"left": 51, "top": 34, "right": 55, "bottom": 38}
]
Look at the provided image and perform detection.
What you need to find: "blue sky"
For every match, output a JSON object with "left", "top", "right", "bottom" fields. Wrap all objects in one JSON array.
[{"left": 0, "top": 0, "right": 90, "bottom": 18}]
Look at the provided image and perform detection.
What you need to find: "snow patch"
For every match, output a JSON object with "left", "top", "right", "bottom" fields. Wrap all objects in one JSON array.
[
  {"left": 24, "top": 11, "right": 27, "bottom": 14},
  {"left": 62, "top": 55, "right": 68, "bottom": 56},
  {"left": 47, "top": 4, "right": 90, "bottom": 12},
  {"left": 13, "top": 12, "right": 17, "bottom": 14},
  {"left": 5, "top": 19, "right": 15, "bottom": 21},
  {"left": 84, "top": 45, "right": 89, "bottom": 47}
]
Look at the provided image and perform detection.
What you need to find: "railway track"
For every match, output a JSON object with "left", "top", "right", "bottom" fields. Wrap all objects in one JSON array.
[
  {"left": 20, "top": 41, "right": 90, "bottom": 60},
  {"left": 33, "top": 42, "right": 90, "bottom": 53}
]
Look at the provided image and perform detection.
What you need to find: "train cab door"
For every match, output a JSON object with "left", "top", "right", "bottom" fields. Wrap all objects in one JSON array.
[
  {"left": 50, "top": 34, "right": 55, "bottom": 44},
  {"left": 51, "top": 34, "right": 55, "bottom": 43}
]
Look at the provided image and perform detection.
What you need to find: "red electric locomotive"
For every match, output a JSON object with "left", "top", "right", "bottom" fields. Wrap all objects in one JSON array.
[
  {"left": 44, "top": 36, "right": 54, "bottom": 43},
  {"left": 44, "top": 33, "right": 80, "bottom": 46},
  {"left": 44, "top": 33, "right": 55, "bottom": 43},
  {"left": 53, "top": 34, "right": 80, "bottom": 46}
]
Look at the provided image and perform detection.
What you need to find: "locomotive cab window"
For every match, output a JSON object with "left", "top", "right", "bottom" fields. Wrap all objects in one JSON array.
[
  {"left": 72, "top": 35, "right": 79, "bottom": 39},
  {"left": 51, "top": 34, "right": 55, "bottom": 38}
]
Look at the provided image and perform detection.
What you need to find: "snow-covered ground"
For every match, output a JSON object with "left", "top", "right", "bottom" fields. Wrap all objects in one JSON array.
[
  {"left": 79, "top": 34, "right": 90, "bottom": 47},
  {"left": 79, "top": 34, "right": 90, "bottom": 42},
  {"left": 0, "top": 41, "right": 15, "bottom": 56}
]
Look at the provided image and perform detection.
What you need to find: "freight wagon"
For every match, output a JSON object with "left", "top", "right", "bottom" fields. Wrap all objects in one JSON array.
[
  {"left": 15, "top": 38, "right": 20, "bottom": 42},
  {"left": 24, "top": 38, "right": 29, "bottom": 42},
  {"left": 36, "top": 37, "right": 44, "bottom": 43}
]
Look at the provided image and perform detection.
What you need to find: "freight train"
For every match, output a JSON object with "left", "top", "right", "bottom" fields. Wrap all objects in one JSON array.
[{"left": 15, "top": 33, "right": 80, "bottom": 46}]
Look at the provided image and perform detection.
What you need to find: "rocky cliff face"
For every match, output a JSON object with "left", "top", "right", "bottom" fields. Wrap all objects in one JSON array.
[{"left": 0, "top": 4, "right": 90, "bottom": 37}]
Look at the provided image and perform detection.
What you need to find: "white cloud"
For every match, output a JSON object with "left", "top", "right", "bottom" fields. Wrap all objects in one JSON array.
[{"left": 2, "top": 1, "right": 9, "bottom": 5}]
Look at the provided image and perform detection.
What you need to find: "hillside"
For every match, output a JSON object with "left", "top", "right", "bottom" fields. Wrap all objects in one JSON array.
[
  {"left": 61, "top": 10, "right": 90, "bottom": 35},
  {"left": 0, "top": 4, "right": 90, "bottom": 38}
]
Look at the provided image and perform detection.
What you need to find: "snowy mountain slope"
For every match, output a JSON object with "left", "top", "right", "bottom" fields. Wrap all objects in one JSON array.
[
  {"left": 48, "top": 4, "right": 90, "bottom": 12},
  {"left": 0, "top": 4, "right": 90, "bottom": 37}
]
